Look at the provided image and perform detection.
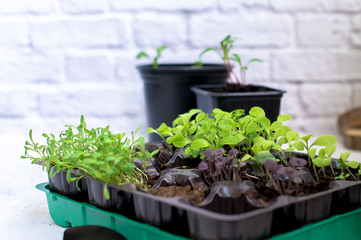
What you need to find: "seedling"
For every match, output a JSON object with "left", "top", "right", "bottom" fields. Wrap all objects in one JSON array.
[
  {"left": 136, "top": 45, "right": 167, "bottom": 69},
  {"left": 22, "top": 116, "right": 158, "bottom": 199},
  {"left": 197, "top": 35, "right": 263, "bottom": 85}
]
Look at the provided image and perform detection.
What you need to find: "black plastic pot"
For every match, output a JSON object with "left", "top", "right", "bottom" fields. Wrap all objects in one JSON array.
[
  {"left": 137, "top": 64, "right": 228, "bottom": 140},
  {"left": 48, "top": 168, "right": 88, "bottom": 202},
  {"left": 191, "top": 84, "right": 285, "bottom": 122},
  {"left": 86, "top": 178, "right": 136, "bottom": 219}
]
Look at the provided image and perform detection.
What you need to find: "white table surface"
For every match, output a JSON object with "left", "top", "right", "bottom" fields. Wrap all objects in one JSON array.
[{"left": 1, "top": 134, "right": 361, "bottom": 240}]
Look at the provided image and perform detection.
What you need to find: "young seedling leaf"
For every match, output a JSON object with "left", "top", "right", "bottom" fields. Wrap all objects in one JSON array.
[
  {"left": 103, "top": 184, "right": 110, "bottom": 200},
  {"left": 346, "top": 161, "right": 359, "bottom": 169},
  {"left": 324, "top": 144, "right": 337, "bottom": 157},
  {"left": 136, "top": 51, "right": 149, "bottom": 59},
  {"left": 172, "top": 135, "right": 191, "bottom": 148},
  {"left": 311, "top": 135, "right": 337, "bottom": 147},
  {"left": 249, "top": 107, "right": 265, "bottom": 118},
  {"left": 232, "top": 54, "right": 242, "bottom": 66},
  {"left": 340, "top": 152, "right": 351, "bottom": 162},
  {"left": 199, "top": 48, "right": 217, "bottom": 57},
  {"left": 277, "top": 114, "right": 292, "bottom": 123},
  {"left": 246, "top": 58, "right": 264, "bottom": 67},
  {"left": 190, "top": 139, "right": 211, "bottom": 149}
]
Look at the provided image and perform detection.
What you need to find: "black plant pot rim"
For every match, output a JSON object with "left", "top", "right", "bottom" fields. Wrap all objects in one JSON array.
[
  {"left": 136, "top": 63, "right": 227, "bottom": 73},
  {"left": 191, "top": 84, "right": 286, "bottom": 97}
]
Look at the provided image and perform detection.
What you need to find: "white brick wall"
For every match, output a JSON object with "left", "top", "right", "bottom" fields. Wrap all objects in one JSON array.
[{"left": 0, "top": 0, "right": 360, "bottom": 142}]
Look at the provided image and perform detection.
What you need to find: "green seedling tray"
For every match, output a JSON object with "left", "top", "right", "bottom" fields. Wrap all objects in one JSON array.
[{"left": 37, "top": 182, "right": 361, "bottom": 240}]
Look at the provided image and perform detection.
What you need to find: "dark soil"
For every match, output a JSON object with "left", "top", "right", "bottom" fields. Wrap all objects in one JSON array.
[
  {"left": 147, "top": 184, "right": 205, "bottom": 204},
  {"left": 207, "top": 84, "right": 272, "bottom": 93}
]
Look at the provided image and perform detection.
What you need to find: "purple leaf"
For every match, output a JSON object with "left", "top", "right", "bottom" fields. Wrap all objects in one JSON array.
[
  {"left": 215, "top": 161, "right": 225, "bottom": 169},
  {"left": 264, "top": 159, "right": 278, "bottom": 173},
  {"left": 215, "top": 148, "right": 225, "bottom": 155},
  {"left": 204, "top": 148, "right": 214, "bottom": 159},
  {"left": 285, "top": 167, "right": 300, "bottom": 180},
  {"left": 198, "top": 161, "right": 209, "bottom": 171},
  {"left": 222, "top": 156, "right": 232, "bottom": 164},
  {"left": 289, "top": 157, "right": 307, "bottom": 167},
  {"left": 275, "top": 165, "right": 286, "bottom": 175},
  {"left": 228, "top": 148, "right": 239, "bottom": 156}
]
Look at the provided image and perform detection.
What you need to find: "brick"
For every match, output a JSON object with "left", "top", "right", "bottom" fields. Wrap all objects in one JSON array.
[
  {"left": 352, "top": 14, "right": 361, "bottom": 47},
  {"left": 240, "top": 0, "right": 269, "bottom": 8},
  {"left": 270, "top": 0, "right": 331, "bottom": 12},
  {"left": 0, "top": 21, "right": 28, "bottom": 46},
  {"left": 351, "top": 83, "right": 361, "bottom": 108},
  {"left": 0, "top": 0, "right": 57, "bottom": 14},
  {"left": 116, "top": 51, "right": 143, "bottom": 82},
  {"left": 61, "top": 0, "right": 107, "bottom": 14},
  {"left": 65, "top": 55, "right": 114, "bottom": 82},
  {"left": 39, "top": 87, "right": 143, "bottom": 117},
  {"left": 272, "top": 52, "right": 361, "bottom": 81},
  {"left": 110, "top": 0, "right": 215, "bottom": 12},
  {"left": 297, "top": 14, "right": 349, "bottom": 48},
  {"left": 30, "top": 19, "right": 128, "bottom": 48},
  {"left": 0, "top": 49, "right": 60, "bottom": 83},
  {"left": 271, "top": 0, "right": 361, "bottom": 12},
  {"left": 189, "top": 13, "right": 292, "bottom": 48},
  {"left": 332, "top": 0, "right": 361, "bottom": 12},
  {"left": 300, "top": 83, "right": 352, "bottom": 117},
  {"left": 0, "top": 90, "right": 37, "bottom": 117},
  {"left": 134, "top": 13, "right": 187, "bottom": 47}
]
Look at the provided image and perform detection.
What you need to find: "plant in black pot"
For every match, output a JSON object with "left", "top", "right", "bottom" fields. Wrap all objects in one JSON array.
[
  {"left": 136, "top": 45, "right": 229, "bottom": 140},
  {"left": 191, "top": 35, "right": 286, "bottom": 122}
]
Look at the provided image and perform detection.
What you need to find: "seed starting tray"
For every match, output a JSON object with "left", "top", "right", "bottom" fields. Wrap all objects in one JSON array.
[{"left": 37, "top": 182, "right": 361, "bottom": 240}]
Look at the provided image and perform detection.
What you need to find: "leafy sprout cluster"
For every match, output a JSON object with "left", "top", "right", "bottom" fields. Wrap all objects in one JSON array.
[
  {"left": 22, "top": 116, "right": 158, "bottom": 198},
  {"left": 149, "top": 106, "right": 359, "bottom": 193},
  {"left": 196, "top": 35, "right": 264, "bottom": 85}
]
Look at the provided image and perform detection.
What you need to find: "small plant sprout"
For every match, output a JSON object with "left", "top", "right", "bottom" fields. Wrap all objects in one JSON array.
[
  {"left": 337, "top": 152, "right": 359, "bottom": 180},
  {"left": 136, "top": 45, "right": 167, "bottom": 69},
  {"left": 197, "top": 35, "right": 263, "bottom": 85},
  {"left": 22, "top": 116, "right": 159, "bottom": 199}
]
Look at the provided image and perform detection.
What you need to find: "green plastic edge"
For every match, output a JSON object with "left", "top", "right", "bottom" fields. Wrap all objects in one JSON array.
[{"left": 37, "top": 182, "right": 361, "bottom": 240}]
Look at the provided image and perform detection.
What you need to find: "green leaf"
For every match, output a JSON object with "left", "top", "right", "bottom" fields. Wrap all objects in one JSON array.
[
  {"left": 246, "top": 122, "right": 257, "bottom": 135},
  {"left": 172, "top": 135, "right": 191, "bottom": 148},
  {"left": 318, "top": 149, "right": 326, "bottom": 159},
  {"left": 246, "top": 58, "right": 264, "bottom": 67},
  {"left": 199, "top": 48, "right": 217, "bottom": 58},
  {"left": 286, "top": 131, "right": 299, "bottom": 142},
  {"left": 292, "top": 141, "right": 305, "bottom": 151},
  {"left": 218, "top": 119, "right": 235, "bottom": 130},
  {"left": 311, "top": 135, "right": 337, "bottom": 147},
  {"left": 340, "top": 152, "right": 351, "bottom": 162},
  {"left": 285, "top": 147, "right": 295, "bottom": 152},
  {"left": 324, "top": 144, "right": 337, "bottom": 157},
  {"left": 308, "top": 148, "right": 317, "bottom": 160},
  {"left": 156, "top": 45, "right": 167, "bottom": 56},
  {"left": 277, "top": 114, "right": 292, "bottom": 123},
  {"left": 220, "top": 134, "right": 245, "bottom": 146},
  {"left": 323, "top": 157, "right": 331, "bottom": 166},
  {"left": 136, "top": 51, "right": 149, "bottom": 59},
  {"left": 346, "top": 161, "right": 359, "bottom": 169},
  {"left": 196, "top": 112, "right": 205, "bottom": 123},
  {"left": 232, "top": 53, "right": 242, "bottom": 66},
  {"left": 190, "top": 139, "right": 211, "bottom": 149},
  {"left": 249, "top": 107, "right": 265, "bottom": 118},
  {"left": 313, "top": 157, "right": 324, "bottom": 167},
  {"left": 103, "top": 184, "right": 110, "bottom": 200},
  {"left": 301, "top": 134, "right": 314, "bottom": 143},
  {"left": 242, "top": 154, "right": 252, "bottom": 162}
]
